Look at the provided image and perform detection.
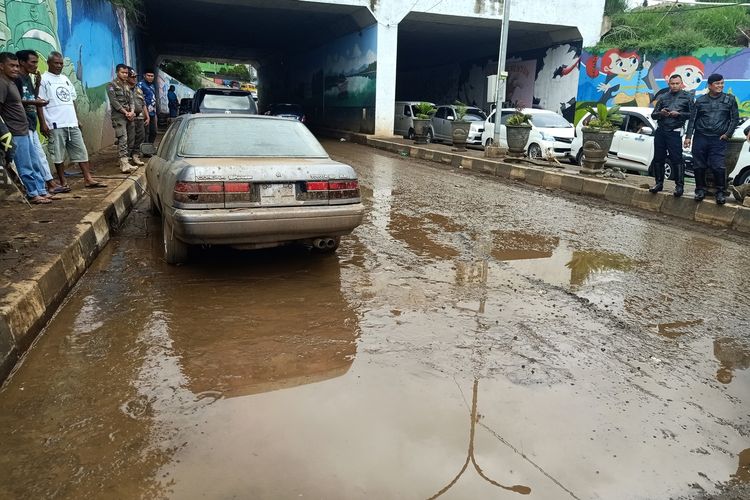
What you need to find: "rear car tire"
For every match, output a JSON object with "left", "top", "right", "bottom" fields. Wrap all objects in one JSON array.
[
  {"left": 148, "top": 193, "right": 160, "bottom": 215},
  {"left": 735, "top": 169, "right": 750, "bottom": 185},
  {"left": 407, "top": 128, "right": 415, "bottom": 140},
  {"left": 575, "top": 150, "right": 583, "bottom": 166},
  {"left": 485, "top": 138, "right": 493, "bottom": 148},
  {"left": 162, "top": 214, "right": 188, "bottom": 265},
  {"left": 426, "top": 129, "right": 434, "bottom": 143},
  {"left": 528, "top": 143, "right": 543, "bottom": 159}
]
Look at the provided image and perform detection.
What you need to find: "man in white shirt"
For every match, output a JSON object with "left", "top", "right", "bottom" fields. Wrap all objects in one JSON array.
[{"left": 38, "top": 51, "right": 105, "bottom": 189}]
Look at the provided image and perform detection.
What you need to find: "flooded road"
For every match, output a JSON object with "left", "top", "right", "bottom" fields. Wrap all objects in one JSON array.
[{"left": 1, "top": 139, "right": 749, "bottom": 499}]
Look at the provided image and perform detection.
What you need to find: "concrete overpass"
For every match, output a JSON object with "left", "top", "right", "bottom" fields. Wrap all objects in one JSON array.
[{"left": 141, "top": 0, "right": 605, "bottom": 134}]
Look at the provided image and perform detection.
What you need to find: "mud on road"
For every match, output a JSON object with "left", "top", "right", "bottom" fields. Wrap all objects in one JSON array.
[{"left": 0, "top": 139, "right": 748, "bottom": 499}]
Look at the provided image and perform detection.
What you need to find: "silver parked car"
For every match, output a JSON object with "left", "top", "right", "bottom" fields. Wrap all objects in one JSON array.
[
  {"left": 429, "top": 105, "right": 486, "bottom": 145},
  {"left": 145, "top": 115, "right": 364, "bottom": 264}
]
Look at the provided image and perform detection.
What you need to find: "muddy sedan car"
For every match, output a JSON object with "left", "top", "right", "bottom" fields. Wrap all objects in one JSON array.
[{"left": 144, "top": 115, "right": 364, "bottom": 264}]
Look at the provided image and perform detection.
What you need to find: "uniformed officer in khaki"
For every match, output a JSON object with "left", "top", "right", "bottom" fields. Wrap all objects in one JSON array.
[
  {"left": 107, "top": 63, "right": 135, "bottom": 173},
  {"left": 127, "top": 68, "right": 147, "bottom": 166}
]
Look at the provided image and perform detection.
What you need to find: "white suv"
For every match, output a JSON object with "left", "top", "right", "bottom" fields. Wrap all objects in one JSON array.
[
  {"left": 481, "top": 108, "right": 575, "bottom": 159},
  {"left": 569, "top": 106, "right": 693, "bottom": 179}
]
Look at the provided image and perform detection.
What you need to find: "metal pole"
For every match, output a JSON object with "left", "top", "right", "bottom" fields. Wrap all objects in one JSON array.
[{"left": 492, "top": 0, "right": 511, "bottom": 145}]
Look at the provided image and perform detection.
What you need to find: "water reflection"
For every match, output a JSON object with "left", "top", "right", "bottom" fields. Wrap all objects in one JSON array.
[
  {"left": 713, "top": 337, "right": 750, "bottom": 384},
  {"left": 650, "top": 319, "right": 704, "bottom": 339},
  {"left": 388, "top": 211, "right": 459, "bottom": 260},
  {"left": 566, "top": 250, "right": 637, "bottom": 288},
  {"left": 429, "top": 380, "right": 531, "bottom": 498}
]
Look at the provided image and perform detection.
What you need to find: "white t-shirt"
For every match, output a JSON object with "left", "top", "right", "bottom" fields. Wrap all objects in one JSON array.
[{"left": 38, "top": 72, "right": 78, "bottom": 128}]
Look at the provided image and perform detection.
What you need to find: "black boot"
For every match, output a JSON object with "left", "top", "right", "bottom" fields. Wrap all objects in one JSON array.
[
  {"left": 673, "top": 185, "right": 684, "bottom": 197},
  {"left": 649, "top": 183, "right": 663, "bottom": 193},
  {"left": 650, "top": 162, "right": 664, "bottom": 193},
  {"left": 694, "top": 168, "right": 706, "bottom": 201},
  {"left": 673, "top": 163, "right": 684, "bottom": 197},
  {"left": 694, "top": 189, "right": 705, "bottom": 201},
  {"left": 716, "top": 190, "right": 726, "bottom": 205}
]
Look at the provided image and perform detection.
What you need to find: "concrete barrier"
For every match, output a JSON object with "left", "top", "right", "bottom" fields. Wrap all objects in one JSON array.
[
  {"left": 0, "top": 171, "right": 146, "bottom": 383},
  {"left": 351, "top": 133, "right": 750, "bottom": 236}
]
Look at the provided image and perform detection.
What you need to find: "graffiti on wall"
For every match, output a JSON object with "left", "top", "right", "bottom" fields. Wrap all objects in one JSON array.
[
  {"left": 157, "top": 70, "right": 194, "bottom": 115},
  {"left": 0, "top": 0, "right": 132, "bottom": 152},
  {"left": 577, "top": 47, "right": 750, "bottom": 120},
  {"left": 505, "top": 59, "right": 536, "bottom": 109}
]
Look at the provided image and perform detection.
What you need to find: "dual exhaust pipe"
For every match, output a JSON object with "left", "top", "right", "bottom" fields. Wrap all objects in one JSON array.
[{"left": 312, "top": 238, "right": 337, "bottom": 249}]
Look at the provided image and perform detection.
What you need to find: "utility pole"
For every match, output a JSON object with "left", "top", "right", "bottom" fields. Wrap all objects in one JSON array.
[{"left": 492, "top": 0, "right": 511, "bottom": 146}]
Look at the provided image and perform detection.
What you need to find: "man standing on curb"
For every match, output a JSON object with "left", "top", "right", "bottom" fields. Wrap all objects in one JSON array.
[
  {"left": 107, "top": 63, "right": 135, "bottom": 173},
  {"left": 137, "top": 70, "right": 157, "bottom": 144},
  {"left": 15, "top": 50, "right": 66, "bottom": 194},
  {"left": 38, "top": 51, "right": 105, "bottom": 189},
  {"left": 127, "top": 68, "right": 147, "bottom": 166},
  {"left": 649, "top": 74, "right": 693, "bottom": 197},
  {"left": 0, "top": 51, "right": 51, "bottom": 204},
  {"left": 685, "top": 73, "right": 739, "bottom": 205}
]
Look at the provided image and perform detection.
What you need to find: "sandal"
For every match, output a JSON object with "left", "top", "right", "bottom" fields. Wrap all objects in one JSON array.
[
  {"left": 28, "top": 196, "right": 52, "bottom": 204},
  {"left": 84, "top": 181, "right": 108, "bottom": 189},
  {"left": 43, "top": 194, "right": 61, "bottom": 200},
  {"left": 51, "top": 185, "right": 71, "bottom": 194}
]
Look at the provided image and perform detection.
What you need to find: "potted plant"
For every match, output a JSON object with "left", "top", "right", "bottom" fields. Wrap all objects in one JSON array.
[
  {"left": 412, "top": 102, "right": 436, "bottom": 144},
  {"left": 451, "top": 101, "right": 470, "bottom": 151},
  {"left": 505, "top": 109, "right": 532, "bottom": 157},
  {"left": 581, "top": 104, "right": 623, "bottom": 172}
]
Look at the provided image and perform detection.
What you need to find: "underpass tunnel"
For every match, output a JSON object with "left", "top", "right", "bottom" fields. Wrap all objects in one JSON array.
[
  {"left": 140, "top": 0, "right": 584, "bottom": 135},
  {"left": 396, "top": 13, "right": 584, "bottom": 124}
]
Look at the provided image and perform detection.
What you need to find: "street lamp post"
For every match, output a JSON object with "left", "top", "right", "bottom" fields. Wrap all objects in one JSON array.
[{"left": 492, "top": 0, "right": 511, "bottom": 146}]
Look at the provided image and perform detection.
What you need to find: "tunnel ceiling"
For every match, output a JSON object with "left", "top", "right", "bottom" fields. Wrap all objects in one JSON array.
[{"left": 142, "top": 0, "right": 374, "bottom": 65}]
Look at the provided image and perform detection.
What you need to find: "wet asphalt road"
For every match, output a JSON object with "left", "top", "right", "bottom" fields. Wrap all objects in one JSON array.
[{"left": 0, "top": 139, "right": 749, "bottom": 499}]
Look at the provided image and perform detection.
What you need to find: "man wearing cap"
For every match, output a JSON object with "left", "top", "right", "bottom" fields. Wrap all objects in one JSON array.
[
  {"left": 649, "top": 74, "right": 693, "bottom": 197},
  {"left": 685, "top": 73, "right": 739, "bottom": 205}
]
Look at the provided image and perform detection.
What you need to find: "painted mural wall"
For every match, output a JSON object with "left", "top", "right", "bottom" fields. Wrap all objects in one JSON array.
[
  {"left": 396, "top": 42, "right": 581, "bottom": 122},
  {"left": 0, "top": 0, "right": 134, "bottom": 152},
  {"left": 264, "top": 24, "right": 377, "bottom": 132},
  {"left": 577, "top": 47, "right": 750, "bottom": 122},
  {"left": 157, "top": 70, "right": 194, "bottom": 115}
]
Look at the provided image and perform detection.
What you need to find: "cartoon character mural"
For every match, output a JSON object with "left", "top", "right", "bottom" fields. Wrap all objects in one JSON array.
[
  {"left": 585, "top": 48, "right": 653, "bottom": 106},
  {"left": 0, "top": 0, "right": 63, "bottom": 55},
  {"left": 577, "top": 47, "right": 750, "bottom": 122},
  {"left": 534, "top": 43, "right": 581, "bottom": 122}
]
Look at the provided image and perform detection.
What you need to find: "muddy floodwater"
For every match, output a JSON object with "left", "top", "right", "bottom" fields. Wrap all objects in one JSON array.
[{"left": 1, "top": 140, "right": 749, "bottom": 499}]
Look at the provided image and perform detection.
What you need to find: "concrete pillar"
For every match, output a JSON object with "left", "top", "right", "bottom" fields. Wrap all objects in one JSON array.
[{"left": 374, "top": 21, "right": 398, "bottom": 136}]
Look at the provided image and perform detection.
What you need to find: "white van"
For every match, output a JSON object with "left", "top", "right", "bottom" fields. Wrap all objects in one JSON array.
[{"left": 394, "top": 101, "right": 434, "bottom": 139}]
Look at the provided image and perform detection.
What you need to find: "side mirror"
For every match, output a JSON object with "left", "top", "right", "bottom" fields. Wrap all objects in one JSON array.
[
  {"left": 140, "top": 143, "right": 157, "bottom": 156},
  {"left": 640, "top": 127, "right": 653, "bottom": 136}
]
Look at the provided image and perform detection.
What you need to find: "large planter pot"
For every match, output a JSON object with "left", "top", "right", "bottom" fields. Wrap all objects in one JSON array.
[
  {"left": 706, "top": 137, "right": 745, "bottom": 191},
  {"left": 412, "top": 118, "right": 432, "bottom": 144},
  {"left": 580, "top": 128, "right": 615, "bottom": 174},
  {"left": 506, "top": 125, "right": 531, "bottom": 157},
  {"left": 451, "top": 120, "right": 470, "bottom": 151}
]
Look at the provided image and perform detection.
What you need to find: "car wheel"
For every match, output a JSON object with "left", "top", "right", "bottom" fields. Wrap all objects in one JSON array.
[
  {"left": 575, "top": 150, "right": 584, "bottom": 166},
  {"left": 485, "top": 138, "right": 493, "bottom": 148},
  {"left": 735, "top": 169, "right": 750, "bottom": 185},
  {"left": 426, "top": 129, "right": 434, "bottom": 143},
  {"left": 162, "top": 214, "right": 188, "bottom": 265},
  {"left": 664, "top": 160, "right": 674, "bottom": 181},
  {"left": 148, "top": 193, "right": 160, "bottom": 215},
  {"left": 528, "top": 143, "right": 543, "bottom": 159},
  {"left": 407, "top": 128, "right": 415, "bottom": 140}
]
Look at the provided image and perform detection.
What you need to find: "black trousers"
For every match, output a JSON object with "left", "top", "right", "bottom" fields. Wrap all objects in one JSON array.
[
  {"left": 147, "top": 114, "right": 157, "bottom": 143},
  {"left": 692, "top": 132, "right": 727, "bottom": 192},
  {"left": 653, "top": 127, "right": 684, "bottom": 187}
]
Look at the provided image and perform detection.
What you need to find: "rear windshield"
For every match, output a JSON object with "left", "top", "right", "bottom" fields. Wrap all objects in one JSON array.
[
  {"left": 465, "top": 112, "right": 486, "bottom": 121},
  {"left": 178, "top": 118, "right": 328, "bottom": 157},
  {"left": 529, "top": 113, "right": 572, "bottom": 128},
  {"left": 271, "top": 104, "right": 303, "bottom": 114},
  {"left": 201, "top": 94, "right": 254, "bottom": 111}
]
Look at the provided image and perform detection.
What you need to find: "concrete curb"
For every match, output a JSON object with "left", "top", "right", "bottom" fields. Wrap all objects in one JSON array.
[
  {"left": 347, "top": 133, "right": 750, "bottom": 236},
  {"left": 0, "top": 171, "right": 145, "bottom": 383}
]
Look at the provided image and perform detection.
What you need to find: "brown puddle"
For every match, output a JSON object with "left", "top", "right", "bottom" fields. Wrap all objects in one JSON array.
[
  {"left": 732, "top": 448, "right": 750, "bottom": 484},
  {"left": 714, "top": 337, "right": 750, "bottom": 384},
  {"left": 566, "top": 250, "right": 637, "bottom": 287},
  {"left": 388, "top": 211, "right": 459, "bottom": 259},
  {"left": 491, "top": 230, "right": 560, "bottom": 261},
  {"left": 649, "top": 319, "right": 705, "bottom": 339}
]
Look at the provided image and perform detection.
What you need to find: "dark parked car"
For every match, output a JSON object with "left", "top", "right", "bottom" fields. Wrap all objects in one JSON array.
[
  {"left": 265, "top": 103, "right": 305, "bottom": 123},
  {"left": 191, "top": 88, "right": 258, "bottom": 114},
  {"left": 178, "top": 97, "right": 193, "bottom": 115}
]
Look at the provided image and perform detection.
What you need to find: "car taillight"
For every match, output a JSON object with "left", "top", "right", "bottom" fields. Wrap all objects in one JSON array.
[
  {"left": 173, "top": 181, "right": 257, "bottom": 206},
  {"left": 297, "top": 180, "right": 360, "bottom": 202},
  {"left": 301, "top": 115, "right": 306, "bottom": 123}
]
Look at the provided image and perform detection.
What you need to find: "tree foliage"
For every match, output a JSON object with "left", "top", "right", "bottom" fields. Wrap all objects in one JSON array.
[
  {"left": 106, "top": 0, "right": 143, "bottom": 22},
  {"left": 594, "top": 3, "right": 750, "bottom": 53},
  {"left": 159, "top": 60, "right": 202, "bottom": 90}
]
